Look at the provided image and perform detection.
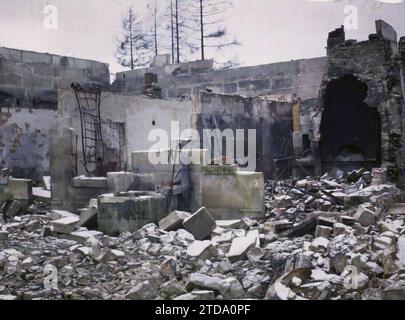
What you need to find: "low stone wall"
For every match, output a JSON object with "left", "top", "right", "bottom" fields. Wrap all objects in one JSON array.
[
  {"left": 112, "top": 57, "right": 327, "bottom": 101},
  {"left": 0, "top": 47, "right": 110, "bottom": 180}
]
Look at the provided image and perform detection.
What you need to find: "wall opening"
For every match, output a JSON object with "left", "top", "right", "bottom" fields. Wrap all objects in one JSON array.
[{"left": 320, "top": 75, "right": 381, "bottom": 173}]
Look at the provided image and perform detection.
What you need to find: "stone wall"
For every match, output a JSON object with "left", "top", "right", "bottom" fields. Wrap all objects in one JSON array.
[
  {"left": 314, "top": 21, "right": 405, "bottom": 182},
  {"left": 0, "top": 47, "right": 110, "bottom": 180},
  {"left": 112, "top": 57, "right": 327, "bottom": 101},
  {"left": 193, "top": 92, "right": 314, "bottom": 178},
  {"left": 56, "top": 90, "right": 195, "bottom": 177},
  {"left": 0, "top": 47, "right": 110, "bottom": 109}
]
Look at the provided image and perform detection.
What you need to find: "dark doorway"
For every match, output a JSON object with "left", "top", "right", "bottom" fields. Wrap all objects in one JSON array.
[{"left": 320, "top": 75, "right": 381, "bottom": 173}]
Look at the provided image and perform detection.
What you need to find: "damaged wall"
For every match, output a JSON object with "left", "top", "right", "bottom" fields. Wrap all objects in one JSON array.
[
  {"left": 0, "top": 108, "right": 58, "bottom": 181},
  {"left": 112, "top": 57, "right": 327, "bottom": 101},
  {"left": 56, "top": 90, "right": 195, "bottom": 177},
  {"left": 314, "top": 20, "right": 405, "bottom": 182},
  {"left": 0, "top": 47, "right": 111, "bottom": 180},
  {"left": 194, "top": 92, "right": 315, "bottom": 178}
]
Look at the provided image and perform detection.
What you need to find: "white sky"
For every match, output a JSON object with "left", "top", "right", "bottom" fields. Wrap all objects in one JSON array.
[{"left": 0, "top": 0, "right": 404, "bottom": 74}]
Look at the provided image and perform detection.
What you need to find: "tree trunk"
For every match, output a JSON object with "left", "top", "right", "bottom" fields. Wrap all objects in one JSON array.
[
  {"left": 200, "top": 0, "right": 205, "bottom": 61},
  {"left": 154, "top": 0, "right": 158, "bottom": 56},
  {"left": 175, "top": 0, "right": 180, "bottom": 63},
  {"left": 171, "top": 0, "right": 175, "bottom": 63},
  {"left": 129, "top": 10, "right": 134, "bottom": 70}
]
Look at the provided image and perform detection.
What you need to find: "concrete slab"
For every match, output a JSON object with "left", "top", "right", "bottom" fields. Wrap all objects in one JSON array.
[
  {"left": 51, "top": 215, "right": 80, "bottom": 234},
  {"left": 182, "top": 207, "right": 216, "bottom": 240},
  {"left": 97, "top": 192, "right": 166, "bottom": 236},
  {"left": 8, "top": 177, "right": 32, "bottom": 200}
]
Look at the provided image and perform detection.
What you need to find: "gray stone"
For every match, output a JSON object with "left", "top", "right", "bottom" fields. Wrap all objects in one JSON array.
[
  {"left": 71, "top": 177, "right": 107, "bottom": 188},
  {"left": 381, "top": 283, "right": 405, "bottom": 300},
  {"left": 376, "top": 20, "right": 397, "bottom": 43},
  {"left": 187, "top": 273, "right": 245, "bottom": 299},
  {"left": 182, "top": 207, "right": 216, "bottom": 240},
  {"left": 396, "top": 235, "right": 405, "bottom": 267},
  {"left": 187, "top": 240, "right": 218, "bottom": 260},
  {"left": 8, "top": 177, "right": 32, "bottom": 200},
  {"left": 126, "top": 280, "right": 158, "bottom": 300},
  {"left": 97, "top": 192, "right": 166, "bottom": 236},
  {"left": 50, "top": 210, "right": 78, "bottom": 220},
  {"left": 51, "top": 215, "right": 80, "bottom": 234},
  {"left": 309, "top": 237, "right": 330, "bottom": 253},
  {"left": 60, "top": 230, "right": 102, "bottom": 244},
  {"left": 354, "top": 204, "right": 376, "bottom": 226},
  {"left": 315, "top": 225, "right": 333, "bottom": 239},
  {"left": 160, "top": 280, "right": 187, "bottom": 298},
  {"left": 159, "top": 211, "right": 191, "bottom": 231},
  {"left": 216, "top": 220, "right": 241, "bottom": 230},
  {"left": 76, "top": 206, "right": 97, "bottom": 229},
  {"left": 226, "top": 231, "right": 258, "bottom": 263},
  {"left": 43, "top": 176, "right": 51, "bottom": 190},
  {"left": 0, "top": 295, "right": 17, "bottom": 301}
]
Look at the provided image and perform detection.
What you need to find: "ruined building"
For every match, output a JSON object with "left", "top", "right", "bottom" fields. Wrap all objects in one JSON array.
[
  {"left": 1, "top": 20, "right": 405, "bottom": 301},
  {"left": 0, "top": 20, "right": 404, "bottom": 228}
]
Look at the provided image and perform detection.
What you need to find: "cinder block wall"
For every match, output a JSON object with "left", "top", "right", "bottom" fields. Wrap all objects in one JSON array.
[
  {"left": 112, "top": 57, "right": 327, "bottom": 101},
  {"left": 0, "top": 47, "right": 110, "bottom": 180}
]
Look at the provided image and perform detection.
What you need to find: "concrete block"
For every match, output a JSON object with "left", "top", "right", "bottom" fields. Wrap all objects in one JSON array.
[
  {"left": 201, "top": 171, "right": 264, "bottom": 219},
  {"left": 22, "top": 51, "right": 52, "bottom": 64},
  {"left": 50, "top": 210, "right": 78, "bottom": 220},
  {"left": 0, "top": 73, "right": 22, "bottom": 86},
  {"left": 376, "top": 20, "right": 397, "bottom": 43},
  {"left": 272, "top": 78, "right": 293, "bottom": 90},
  {"left": 43, "top": 176, "right": 51, "bottom": 191},
  {"left": 0, "top": 168, "right": 9, "bottom": 185},
  {"left": 23, "top": 75, "right": 53, "bottom": 88},
  {"left": 309, "top": 237, "right": 330, "bottom": 253},
  {"left": 187, "top": 240, "right": 218, "bottom": 260},
  {"left": 97, "top": 192, "right": 166, "bottom": 236},
  {"left": 216, "top": 220, "right": 241, "bottom": 230},
  {"left": 71, "top": 177, "right": 107, "bottom": 188},
  {"left": 51, "top": 215, "right": 80, "bottom": 234},
  {"left": 159, "top": 210, "right": 191, "bottom": 231},
  {"left": 182, "top": 207, "right": 216, "bottom": 240},
  {"left": 354, "top": 204, "right": 376, "bottom": 226},
  {"left": 238, "top": 79, "right": 270, "bottom": 91},
  {"left": 315, "top": 225, "right": 333, "bottom": 239},
  {"left": 372, "top": 168, "right": 387, "bottom": 184},
  {"left": 76, "top": 206, "right": 97, "bottom": 228},
  {"left": 226, "top": 231, "right": 258, "bottom": 263},
  {"left": 60, "top": 230, "right": 103, "bottom": 244},
  {"left": 223, "top": 82, "right": 238, "bottom": 94},
  {"left": 0, "top": 47, "right": 23, "bottom": 61},
  {"left": 32, "top": 187, "right": 51, "bottom": 202},
  {"left": 8, "top": 177, "right": 32, "bottom": 200}
]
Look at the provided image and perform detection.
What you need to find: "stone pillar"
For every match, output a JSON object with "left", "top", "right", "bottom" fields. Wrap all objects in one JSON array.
[{"left": 49, "top": 123, "right": 76, "bottom": 210}]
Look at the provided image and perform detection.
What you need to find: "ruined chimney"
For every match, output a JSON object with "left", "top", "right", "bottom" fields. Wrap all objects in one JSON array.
[{"left": 327, "top": 26, "right": 345, "bottom": 54}]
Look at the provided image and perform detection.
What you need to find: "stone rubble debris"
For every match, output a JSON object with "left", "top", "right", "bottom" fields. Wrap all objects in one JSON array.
[{"left": 0, "top": 168, "right": 405, "bottom": 300}]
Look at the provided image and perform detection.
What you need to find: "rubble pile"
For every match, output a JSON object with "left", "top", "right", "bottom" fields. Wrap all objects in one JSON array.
[{"left": 1, "top": 168, "right": 405, "bottom": 300}]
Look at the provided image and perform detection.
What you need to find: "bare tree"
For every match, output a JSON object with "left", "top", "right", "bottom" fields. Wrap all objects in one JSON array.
[
  {"left": 115, "top": 7, "right": 151, "bottom": 69},
  {"left": 181, "top": 0, "right": 240, "bottom": 61}
]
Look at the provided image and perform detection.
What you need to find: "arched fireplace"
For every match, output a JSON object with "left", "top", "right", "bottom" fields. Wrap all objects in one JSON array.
[{"left": 320, "top": 75, "right": 381, "bottom": 173}]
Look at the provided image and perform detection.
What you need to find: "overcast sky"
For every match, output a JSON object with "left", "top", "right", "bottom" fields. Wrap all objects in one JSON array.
[{"left": 0, "top": 0, "right": 404, "bottom": 74}]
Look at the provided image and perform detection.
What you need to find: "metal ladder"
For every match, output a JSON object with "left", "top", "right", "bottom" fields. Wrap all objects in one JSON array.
[{"left": 71, "top": 83, "right": 104, "bottom": 176}]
